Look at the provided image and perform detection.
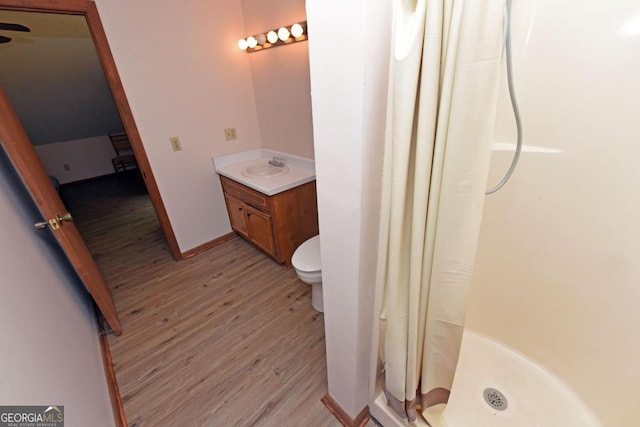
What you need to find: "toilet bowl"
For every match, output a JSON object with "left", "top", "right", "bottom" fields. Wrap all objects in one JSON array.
[{"left": 291, "top": 235, "right": 323, "bottom": 312}]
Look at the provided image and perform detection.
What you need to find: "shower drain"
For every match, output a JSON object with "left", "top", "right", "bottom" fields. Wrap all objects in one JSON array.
[{"left": 483, "top": 387, "right": 508, "bottom": 411}]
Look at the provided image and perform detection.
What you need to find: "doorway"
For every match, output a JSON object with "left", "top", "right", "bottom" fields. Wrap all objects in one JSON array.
[{"left": 0, "top": 0, "right": 181, "bottom": 260}]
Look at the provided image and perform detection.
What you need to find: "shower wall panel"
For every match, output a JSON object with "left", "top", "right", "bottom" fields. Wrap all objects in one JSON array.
[{"left": 467, "top": 1, "right": 640, "bottom": 425}]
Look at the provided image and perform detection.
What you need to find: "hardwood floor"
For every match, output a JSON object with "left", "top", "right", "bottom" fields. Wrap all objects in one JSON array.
[{"left": 61, "top": 172, "right": 354, "bottom": 427}]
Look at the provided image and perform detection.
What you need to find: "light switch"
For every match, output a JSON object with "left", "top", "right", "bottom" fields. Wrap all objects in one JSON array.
[{"left": 170, "top": 136, "right": 182, "bottom": 151}]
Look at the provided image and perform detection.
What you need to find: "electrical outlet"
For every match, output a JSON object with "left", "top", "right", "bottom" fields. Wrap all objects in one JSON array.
[
  {"left": 224, "top": 127, "right": 238, "bottom": 141},
  {"left": 63, "top": 163, "right": 71, "bottom": 171},
  {"left": 170, "top": 136, "right": 182, "bottom": 151}
]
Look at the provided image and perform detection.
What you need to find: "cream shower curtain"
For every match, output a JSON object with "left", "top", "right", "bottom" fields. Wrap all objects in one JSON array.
[{"left": 379, "top": 0, "right": 505, "bottom": 421}]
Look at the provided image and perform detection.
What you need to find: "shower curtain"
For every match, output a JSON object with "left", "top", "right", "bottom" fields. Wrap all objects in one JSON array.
[{"left": 378, "top": 0, "right": 505, "bottom": 421}]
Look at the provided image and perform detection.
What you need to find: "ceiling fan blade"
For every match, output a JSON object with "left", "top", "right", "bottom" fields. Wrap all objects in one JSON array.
[
  {"left": 0, "top": 35, "right": 11, "bottom": 44},
  {"left": 0, "top": 23, "right": 30, "bottom": 32}
]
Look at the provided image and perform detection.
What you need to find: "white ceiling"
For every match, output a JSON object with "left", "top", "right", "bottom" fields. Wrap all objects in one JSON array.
[
  {"left": 0, "top": 10, "right": 123, "bottom": 145},
  {"left": 1, "top": 9, "right": 89, "bottom": 40}
]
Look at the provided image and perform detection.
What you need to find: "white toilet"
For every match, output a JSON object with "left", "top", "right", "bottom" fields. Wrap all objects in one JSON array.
[{"left": 291, "top": 235, "right": 323, "bottom": 312}]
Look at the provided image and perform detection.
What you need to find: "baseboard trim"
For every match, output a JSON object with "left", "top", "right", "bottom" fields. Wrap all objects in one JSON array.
[
  {"left": 96, "top": 312, "right": 127, "bottom": 427},
  {"left": 58, "top": 171, "right": 120, "bottom": 188},
  {"left": 322, "top": 394, "right": 369, "bottom": 427},
  {"left": 180, "top": 232, "right": 237, "bottom": 259}
]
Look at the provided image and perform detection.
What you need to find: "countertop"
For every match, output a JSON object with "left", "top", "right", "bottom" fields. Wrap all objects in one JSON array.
[{"left": 212, "top": 149, "right": 316, "bottom": 196}]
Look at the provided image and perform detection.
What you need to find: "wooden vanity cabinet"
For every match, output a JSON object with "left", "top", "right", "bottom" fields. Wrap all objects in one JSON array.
[
  {"left": 220, "top": 175, "right": 318, "bottom": 266},
  {"left": 224, "top": 195, "right": 276, "bottom": 255}
]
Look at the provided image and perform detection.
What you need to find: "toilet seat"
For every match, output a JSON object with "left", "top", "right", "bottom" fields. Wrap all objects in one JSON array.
[{"left": 291, "top": 235, "right": 321, "bottom": 272}]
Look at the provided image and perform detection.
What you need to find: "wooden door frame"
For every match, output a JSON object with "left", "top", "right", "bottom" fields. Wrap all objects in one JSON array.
[{"left": 0, "top": 0, "right": 182, "bottom": 260}]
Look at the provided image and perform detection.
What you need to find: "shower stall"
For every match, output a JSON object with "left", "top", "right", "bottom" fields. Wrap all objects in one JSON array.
[{"left": 369, "top": 0, "right": 640, "bottom": 425}]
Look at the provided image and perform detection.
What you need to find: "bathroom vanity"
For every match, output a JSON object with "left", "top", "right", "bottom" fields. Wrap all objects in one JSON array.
[{"left": 213, "top": 150, "right": 319, "bottom": 267}]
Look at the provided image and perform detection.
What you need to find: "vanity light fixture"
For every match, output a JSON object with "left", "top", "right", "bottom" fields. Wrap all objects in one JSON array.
[{"left": 238, "top": 21, "right": 308, "bottom": 53}]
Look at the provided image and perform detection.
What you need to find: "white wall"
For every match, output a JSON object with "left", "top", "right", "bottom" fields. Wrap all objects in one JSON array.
[
  {"left": 241, "top": 0, "right": 314, "bottom": 159},
  {"left": 0, "top": 150, "right": 114, "bottom": 426},
  {"left": 306, "top": 0, "right": 390, "bottom": 418},
  {"left": 35, "top": 135, "right": 116, "bottom": 184},
  {"left": 466, "top": 1, "right": 640, "bottom": 426},
  {"left": 94, "top": 0, "right": 262, "bottom": 252}
]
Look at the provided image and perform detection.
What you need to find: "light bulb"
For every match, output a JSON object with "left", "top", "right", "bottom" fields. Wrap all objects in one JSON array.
[
  {"left": 256, "top": 33, "right": 267, "bottom": 45},
  {"left": 238, "top": 39, "right": 248, "bottom": 50},
  {"left": 291, "top": 23, "right": 304, "bottom": 38},
  {"left": 277, "top": 27, "right": 290, "bottom": 41},
  {"left": 247, "top": 36, "right": 257, "bottom": 49},
  {"left": 267, "top": 30, "right": 278, "bottom": 44}
]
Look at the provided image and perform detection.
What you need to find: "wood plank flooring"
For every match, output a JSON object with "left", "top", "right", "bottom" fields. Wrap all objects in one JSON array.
[{"left": 60, "top": 172, "right": 356, "bottom": 427}]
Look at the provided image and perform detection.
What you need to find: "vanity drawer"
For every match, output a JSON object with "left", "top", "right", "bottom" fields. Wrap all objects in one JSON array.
[{"left": 220, "top": 176, "right": 270, "bottom": 211}]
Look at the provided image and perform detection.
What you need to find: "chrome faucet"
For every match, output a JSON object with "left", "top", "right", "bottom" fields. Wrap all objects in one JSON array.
[{"left": 268, "top": 156, "right": 285, "bottom": 167}]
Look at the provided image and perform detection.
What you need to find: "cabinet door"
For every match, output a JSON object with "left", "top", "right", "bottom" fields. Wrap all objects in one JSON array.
[
  {"left": 225, "top": 195, "right": 249, "bottom": 239},
  {"left": 246, "top": 206, "right": 276, "bottom": 257}
]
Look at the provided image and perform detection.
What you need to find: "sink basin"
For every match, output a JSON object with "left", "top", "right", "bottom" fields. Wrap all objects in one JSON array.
[{"left": 241, "top": 162, "right": 290, "bottom": 178}]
